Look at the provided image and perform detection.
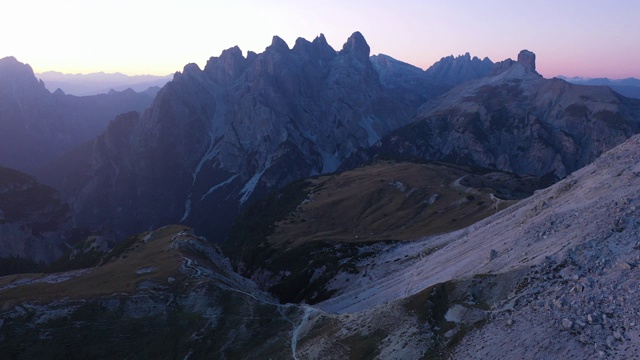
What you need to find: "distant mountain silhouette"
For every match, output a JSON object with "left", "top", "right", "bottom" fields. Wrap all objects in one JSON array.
[
  {"left": 43, "top": 32, "right": 482, "bottom": 241},
  {"left": 559, "top": 76, "right": 640, "bottom": 99},
  {"left": 36, "top": 71, "right": 171, "bottom": 96},
  {"left": 0, "top": 56, "right": 157, "bottom": 173},
  {"left": 424, "top": 52, "right": 494, "bottom": 87},
  {"left": 370, "top": 52, "right": 493, "bottom": 108}
]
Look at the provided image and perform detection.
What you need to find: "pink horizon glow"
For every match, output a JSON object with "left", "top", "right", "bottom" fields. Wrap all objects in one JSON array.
[{"left": 2, "top": 1, "right": 639, "bottom": 79}]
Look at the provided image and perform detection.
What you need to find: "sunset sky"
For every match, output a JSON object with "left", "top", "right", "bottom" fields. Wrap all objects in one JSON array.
[{"left": 2, "top": 0, "right": 639, "bottom": 78}]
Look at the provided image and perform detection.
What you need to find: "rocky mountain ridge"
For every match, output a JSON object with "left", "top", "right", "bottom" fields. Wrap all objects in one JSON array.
[
  {"left": 42, "top": 32, "right": 489, "bottom": 241},
  {"left": 366, "top": 50, "right": 640, "bottom": 179},
  {"left": 424, "top": 52, "right": 494, "bottom": 87},
  {"left": 0, "top": 57, "right": 156, "bottom": 173},
  {"left": 559, "top": 76, "right": 640, "bottom": 100},
  {"left": 5, "top": 124, "right": 640, "bottom": 359},
  {"left": 36, "top": 71, "right": 171, "bottom": 96}
]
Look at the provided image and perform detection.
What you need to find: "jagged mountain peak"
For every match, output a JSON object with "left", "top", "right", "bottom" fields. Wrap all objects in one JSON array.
[
  {"left": 313, "top": 33, "right": 328, "bottom": 45},
  {"left": 424, "top": 51, "right": 494, "bottom": 86},
  {"left": 0, "top": 56, "right": 29, "bottom": 71},
  {"left": 489, "top": 49, "right": 541, "bottom": 78},
  {"left": 340, "top": 31, "right": 370, "bottom": 61},
  {"left": 517, "top": 49, "right": 536, "bottom": 72},
  {"left": 370, "top": 49, "right": 640, "bottom": 180},
  {"left": 45, "top": 30, "right": 421, "bottom": 241},
  {"left": 177, "top": 62, "right": 203, "bottom": 80},
  {"left": 219, "top": 45, "right": 244, "bottom": 60},
  {"left": 293, "top": 36, "right": 312, "bottom": 50},
  {"left": 0, "top": 56, "right": 47, "bottom": 96},
  {"left": 267, "top": 35, "right": 290, "bottom": 52},
  {"left": 0, "top": 57, "right": 39, "bottom": 83},
  {"left": 204, "top": 45, "right": 248, "bottom": 84},
  {"left": 291, "top": 34, "right": 337, "bottom": 63}
]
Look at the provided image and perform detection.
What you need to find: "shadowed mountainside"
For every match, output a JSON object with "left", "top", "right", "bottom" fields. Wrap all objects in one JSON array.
[
  {"left": 41, "top": 32, "right": 492, "bottom": 242},
  {"left": 222, "top": 160, "right": 549, "bottom": 304},
  {"left": 0, "top": 57, "right": 156, "bottom": 174},
  {"left": 0, "top": 165, "right": 75, "bottom": 266},
  {"left": 36, "top": 71, "right": 171, "bottom": 96},
  {"left": 6, "top": 130, "right": 640, "bottom": 359},
  {"left": 362, "top": 51, "right": 640, "bottom": 180},
  {"left": 0, "top": 225, "right": 302, "bottom": 359}
]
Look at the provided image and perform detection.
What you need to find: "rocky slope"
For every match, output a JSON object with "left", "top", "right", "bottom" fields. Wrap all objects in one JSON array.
[
  {"left": 41, "top": 32, "right": 442, "bottom": 241},
  {"left": 0, "top": 225, "right": 303, "bottom": 359},
  {"left": 0, "top": 166, "right": 73, "bottom": 266},
  {"left": 223, "top": 160, "right": 549, "bottom": 304},
  {"left": 370, "top": 52, "right": 494, "bottom": 110},
  {"left": 0, "top": 56, "right": 156, "bottom": 173},
  {"left": 6, "top": 124, "right": 640, "bottom": 359},
  {"left": 367, "top": 50, "right": 640, "bottom": 179},
  {"left": 297, "top": 132, "right": 640, "bottom": 359}
]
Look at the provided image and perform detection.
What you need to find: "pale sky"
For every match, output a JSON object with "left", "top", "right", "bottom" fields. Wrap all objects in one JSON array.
[{"left": 2, "top": 0, "right": 639, "bottom": 78}]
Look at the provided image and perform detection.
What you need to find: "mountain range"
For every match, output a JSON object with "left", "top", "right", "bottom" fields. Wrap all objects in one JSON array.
[
  {"left": 2, "top": 31, "right": 640, "bottom": 358},
  {"left": 365, "top": 50, "right": 640, "bottom": 179},
  {"left": 38, "top": 32, "right": 496, "bottom": 241},
  {"left": 3, "top": 132, "right": 640, "bottom": 358},
  {"left": 560, "top": 76, "right": 640, "bottom": 99},
  {"left": 0, "top": 57, "right": 157, "bottom": 173},
  {"left": 36, "top": 71, "right": 171, "bottom": 96}
]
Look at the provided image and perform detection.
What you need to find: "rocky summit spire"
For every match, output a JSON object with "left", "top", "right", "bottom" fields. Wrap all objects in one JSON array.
[
  {"left": 340, "top": 31, "right": 370, "bottom": 62},
  {"left": 517, "top": 50, "right": 536, "bottom": 72},
  {"left": 268, "top": 35, "right": 289, "bottom": 52}
]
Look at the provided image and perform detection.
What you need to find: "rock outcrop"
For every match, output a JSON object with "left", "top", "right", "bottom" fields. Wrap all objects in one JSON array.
[
  {"left": 517, "top": 49, "right": 536, "bottom": 72},
  {"left": 0, "top": 225, "right": 300, "bottom": 359},
  {"left": 0, "top": 165, "right": 73, "bottom": 264}
]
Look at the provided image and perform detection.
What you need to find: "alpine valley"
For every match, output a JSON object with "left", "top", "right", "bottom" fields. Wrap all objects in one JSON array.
[{"left": 2, "top": 32, "right": 640, "bottom": 359}]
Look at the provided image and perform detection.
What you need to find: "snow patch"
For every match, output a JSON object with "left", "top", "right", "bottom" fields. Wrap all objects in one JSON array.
[
  {"left": 359, "top": 116, "right": 381, "bottom": 146},
  {"left": 200, "top": 175, "right": 239, "bottom": 201},
  {"left": 180, "top": 199, "right": 191, "bottom": 222},
  {"left": 182, "top": 86, "right": 228, "bottom": 221},
  {"left": 389, "top": 180, "right": 407, "bottom": 193},
  {"left": 239, "top": 157, "right": 272, "bottom": 205},
  {"left": 321, "top": 150, "right": 340, "bottom": 173},
  {"left": 135, "top": 266, "right": 157, "bottom": 275}
]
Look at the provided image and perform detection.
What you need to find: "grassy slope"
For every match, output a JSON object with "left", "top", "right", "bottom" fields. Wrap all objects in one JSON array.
[
  {"left": 224, "top": 160, "right": 548, "bottom": 304},
  {"left": 0, "top": 225, "right": 188, "bottom": 306},
  {"left": 270, "top": 161, "right": 524, "bottom": 246}
]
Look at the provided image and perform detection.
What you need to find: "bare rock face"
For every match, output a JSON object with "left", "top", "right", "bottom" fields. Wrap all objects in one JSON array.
[
  {"left": 340, "top": 31, "right": 370, "bottom": 63},
  {"left": 43, "top": 32, "right": 423, "bottom": 241},
  {"left": 517, "top": 49, "right": 536, "bottom": 72},
  {"left": 488, "top": 58, "right": 516, "bottom": 76},
  {"left": 424, "top": 52, "right": 494, "bottom": 87},
  {"left": 368, "top": 51, "right": 640, "bottom": 180},
  {"left": 0, "top": 165, "right": 73, "bottom": 263}
]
